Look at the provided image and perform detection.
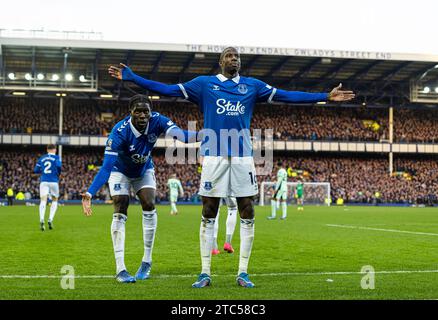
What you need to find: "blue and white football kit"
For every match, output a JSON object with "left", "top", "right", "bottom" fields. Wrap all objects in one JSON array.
[
  {"left": 85, "top": 112, "right": 196, "bottom": 282},
  {"left": 123, "top": 70, "right": 328, "bottom": 197},
  {"left": 34, "top": 153, "right": 62, "bottom": 198},
  {"left": 87, "top": 112, "right": 195, "bottom": 198},
  {"left": 34, "top": 152, "right": 62, "bottom": 228},
  {"left": 120, "top": 66, "right": 329, "bottom": 287}
]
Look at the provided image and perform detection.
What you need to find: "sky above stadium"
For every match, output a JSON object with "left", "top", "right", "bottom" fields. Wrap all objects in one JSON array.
[{"left": 1, "top": 0, "right": 438, "bottom": 55}]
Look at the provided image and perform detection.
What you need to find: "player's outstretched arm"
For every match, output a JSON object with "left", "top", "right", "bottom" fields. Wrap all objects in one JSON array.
[
  {"left": 327, "top": 83, "right": 355, "bottom": 102},
  {"left": 270, "top": 83, "right": 355, "bottom": 104},
  {"left": 81, "top": 193, "right": 92, "bottom": 216},
  {"left": 166, "top": 126, "right": 200, "bottom": 143},
  {"left": 108, "top": 63, "right": 185, "bottom": 97},
  {"left": 82, "top": 154, "right": 118, "bottom": 216}
]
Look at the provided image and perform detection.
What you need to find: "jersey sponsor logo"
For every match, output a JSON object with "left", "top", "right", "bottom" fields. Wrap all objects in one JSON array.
[
  {"left": 237, "top": 84, "right": 248, "bottom": 94},
  {"left": 114, "top": 184, "right": 121, "bottom": 191},
  {"left": 167, "top": 120, "right": 174, "bottom": 126},
  {"left": 147, "top": 133, "right": 158, "bottom": 143},
  {"left": 216, "top": 99, "right": 246, "bottom": 116},
  {"left": 212, "top": 85, "right": 220, "bottom": 91},
  {"left": 204, "top": 181, "right": 212, "bottom": 191},
  {"left": 131, "top": 153, "right": 150, "bottom": 164},
  {"left": 129, "top": 144, "right": 135, "bottom": 152}
]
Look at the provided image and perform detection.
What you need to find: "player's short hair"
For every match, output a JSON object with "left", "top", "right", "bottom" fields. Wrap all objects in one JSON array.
[
  {"left": 47, "top": 144, "right": 56, "bottom": 150},
  {"left": 219, "top": 47, "right": 239, "bottom": 62},
  {"left": 129, "top": 94, "right": 152, "bottom": 111}
]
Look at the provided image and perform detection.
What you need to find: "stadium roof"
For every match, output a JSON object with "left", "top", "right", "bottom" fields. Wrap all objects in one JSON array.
[{"left": 1, "top": 37, "right": 438, "bottom": 106}]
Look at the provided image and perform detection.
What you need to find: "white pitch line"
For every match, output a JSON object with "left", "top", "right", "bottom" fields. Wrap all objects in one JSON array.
[
  {"left": 327, "top": 224, "right": 438, "bottom": 237},
  {"left": 2, "top": 270, "right": 438, "bottom": 279}
]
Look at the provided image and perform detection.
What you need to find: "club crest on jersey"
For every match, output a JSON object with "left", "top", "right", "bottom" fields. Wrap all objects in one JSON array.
[
  {"left": 148, "top": 133, "right": 157, "bottom": 143},
  {"left": 204, "top": 182, "right": 212, "bottom": 191},
  {"left": 114, "top": 184, "right": 121, "bottom": 191},
  {"left": 237, "top": 84, "right": 248, "bottom": 94}
]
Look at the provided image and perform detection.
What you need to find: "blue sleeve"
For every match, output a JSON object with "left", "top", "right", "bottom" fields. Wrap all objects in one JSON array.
[
  {"left": 254, "top": 78, "right": 328, "bottom": 103},
  {"left": 87, "top": 153, "right": 118, "bottom": 197},
  {"left": 178, "top": 76, "right": 205, "bottom": 105},
  {"left": 272, "top": 89, "right": 328, "bottom": 103},
  {"left": 159, "top": 115, "right": 199, "bottom": 143},
  {"left": 56, "top": 158, "right": 62, "bottom": 175},
  {"left": 255, "top": 79, "right": 278, "bottom": 103},
  {"left": 166, "top": 127, "right": 199, "bottom": 143},
  {"left": 122, "top": 66, "right": 185, "bottom": 98},
  {"left": 34, "top": 160, "right": 42, "bottom": 174},
  {"left": 105, "top": 131, "right": 124, "bottom": 156},
  {"left": 158, "top": 115, "right": 178, "bottom": 135}
]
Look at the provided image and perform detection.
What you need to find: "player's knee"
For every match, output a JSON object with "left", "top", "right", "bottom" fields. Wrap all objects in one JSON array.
[
  {"left": 202, "top": 199, "right": 219, "bottom": 218},
  {"left": 202, "top": 205, "right": 217, "bottom": 218},
  {"left": 113, "top": 196, "right": 129, "bottom": 214},
  {"left": 238, "top": 198, "right": 255, "bottom": 219},
  {"left": 40, "top": 195, "right": 48, "bottom": 202},
  {"left": 141, "top": 199, "right": 155, "bottom": 211}
]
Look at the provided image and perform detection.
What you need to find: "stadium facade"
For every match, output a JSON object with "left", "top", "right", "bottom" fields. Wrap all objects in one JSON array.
[{"left": 2, "top": 35, "right": 438, "bottom": 206}]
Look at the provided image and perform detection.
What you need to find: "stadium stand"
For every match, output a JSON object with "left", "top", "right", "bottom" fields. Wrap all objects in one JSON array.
[
  {"left": 1, "top": 146, "right": 437, "bottom": 205},
  {"left": 3, "top": 97, "right": 438, "bottom": 143},
  {"left": 2, "top": 41, "right": 438, "bottom": 206}
]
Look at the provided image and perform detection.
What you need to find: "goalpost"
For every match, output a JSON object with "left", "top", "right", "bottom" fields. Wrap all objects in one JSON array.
[{"left": 259, "top": 182, "right": 331, "bottom": 206}]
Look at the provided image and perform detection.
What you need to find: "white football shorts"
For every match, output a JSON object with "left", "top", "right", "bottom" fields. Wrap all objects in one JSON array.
[
  {"left": 40, "top": 182, "right": 60, "bottom": 198},
  {"left": 199, "top": 156, "right": 258, "bottom": 198},
  {"left": 169, "top": 192, "right": 179, "bottom": 203},
  {"left": 108, "top": 170, "right": 156, "bottom": 197},
  {"left": 275, "top": 189, "right": 288, "bottom": 201}
]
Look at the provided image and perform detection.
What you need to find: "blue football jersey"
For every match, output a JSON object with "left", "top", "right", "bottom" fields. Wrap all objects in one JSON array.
[
  {"left": 34, "top": 153, "right": 62, "bottom": 183},
  {"left": 178, "top": 74, "right": 276, "bottom": 157},
  {"left": 104, "top": 112, "right": 177, "bottom": 178}
]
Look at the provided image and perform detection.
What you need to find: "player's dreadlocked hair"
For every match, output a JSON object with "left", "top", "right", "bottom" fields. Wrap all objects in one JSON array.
[{"left": 128, "top": 94, "right": 152, "bottom": 111}]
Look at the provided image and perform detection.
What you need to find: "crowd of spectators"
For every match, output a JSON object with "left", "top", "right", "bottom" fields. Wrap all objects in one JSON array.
[
  {"left": 0, "top": 147, "right": 201, "bottom": 203},
  {"left": 4, "top": 97, "right": 438, "bottom": 143},
  {"left": 256, "top": 154, "right": 438, "bottom": 204},
  {"left": 1, "top": 147, "right": 438, "bottom": 205},
  {"left": 393, "top": 108, "right": 438, "bottom": 143}
]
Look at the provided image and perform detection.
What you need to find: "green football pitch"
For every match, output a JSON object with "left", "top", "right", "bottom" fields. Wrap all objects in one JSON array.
[{"left": 0, "top": 204, "right": 437, "bottom": 300}]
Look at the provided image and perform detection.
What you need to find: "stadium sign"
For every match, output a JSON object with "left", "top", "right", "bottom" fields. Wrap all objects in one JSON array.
[
  {"left": 185, "top": 44, "right": 394, "bottom": 61},
  {"left": 2, "top": 37, "right": 438, "bottom": 62}
]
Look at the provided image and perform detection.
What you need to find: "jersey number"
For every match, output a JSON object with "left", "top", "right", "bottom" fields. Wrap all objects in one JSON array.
[
  {"left": 43, "top": 161, "right": 52, "bottom": 174},
  {"left": 249, "top": 172, "right": 257, "bottom": 185}
]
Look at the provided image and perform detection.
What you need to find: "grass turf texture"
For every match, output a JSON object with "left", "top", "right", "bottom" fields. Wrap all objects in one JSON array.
[{"left": 0, "top": 204, "right": 437, "bottom": 300}]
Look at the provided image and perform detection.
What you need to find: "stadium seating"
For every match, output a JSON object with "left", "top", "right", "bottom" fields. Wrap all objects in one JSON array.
[
  {"left": 3, "top": 97, "right": 438, "bottom": 142},
  {"left": 1, "top": 146, "right": 437, "bottom": 205}
]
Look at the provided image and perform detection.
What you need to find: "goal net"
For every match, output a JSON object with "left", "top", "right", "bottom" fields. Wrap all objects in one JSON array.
[{"left": 259, "top": 182, "right": 331, "bottom": 206}]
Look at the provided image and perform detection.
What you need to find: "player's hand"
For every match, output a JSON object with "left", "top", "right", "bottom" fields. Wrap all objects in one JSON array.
[
  {"left": 328, "top": 83, "right": 355, "bottom": 102},
  {"left": 81, "top": 193, "right": 92, "bottom": 216},
  {"left": 108, "top": 63, "right": 134, "bottom": 81}
]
